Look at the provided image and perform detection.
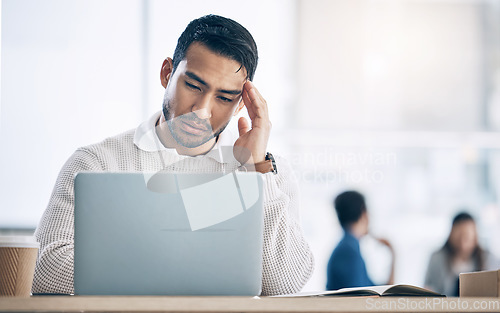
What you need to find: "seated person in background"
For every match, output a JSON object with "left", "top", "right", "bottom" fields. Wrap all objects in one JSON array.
[
  {"left": 326, "top": 191, "right": 395, "bottom": 290},
  {"left": 32, "top": 14, "right": 314, "bottom": 296},
  {"left": 424, "top": 212, "right": 499, "bottom": 297}
]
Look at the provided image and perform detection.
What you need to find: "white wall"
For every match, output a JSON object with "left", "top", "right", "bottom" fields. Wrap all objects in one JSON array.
[
  {"left": 296, "top": 0, "right": 483, "bottom": 131},
  {"left": 1, "top": 0, "right": 144, "bottom": 227}
]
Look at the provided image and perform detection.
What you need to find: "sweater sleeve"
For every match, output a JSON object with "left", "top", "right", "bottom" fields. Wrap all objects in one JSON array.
[
  {"left": 33, "top": 148, "right": 103, "bottom": 294},
  {"left": 259, "top": 156, "right": 314, "bottom": 296}
]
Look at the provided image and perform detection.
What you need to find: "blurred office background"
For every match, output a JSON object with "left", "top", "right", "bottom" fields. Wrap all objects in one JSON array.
[{"left": 1, "top": 0, "right": 500, "bottom": 291}]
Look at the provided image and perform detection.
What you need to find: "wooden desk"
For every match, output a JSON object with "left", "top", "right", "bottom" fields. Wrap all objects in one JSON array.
[{"left": 1, "top": 296, "right": 499, "bottom": 313}]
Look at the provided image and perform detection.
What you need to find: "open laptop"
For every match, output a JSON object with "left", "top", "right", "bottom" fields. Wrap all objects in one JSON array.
[{"left": 74, "top": 171, "right": 264, "bottom": 296}]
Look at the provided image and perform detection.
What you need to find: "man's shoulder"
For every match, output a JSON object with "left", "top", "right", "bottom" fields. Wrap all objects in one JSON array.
[
  {"left": 77, "top": 128, "right": 136, "bottom": 155},
  {"left": 331, "top": 237, "right": 360, "bottom": 260},
  {"left": 336, "top": 239, "right": 358, "bottom": 253}
]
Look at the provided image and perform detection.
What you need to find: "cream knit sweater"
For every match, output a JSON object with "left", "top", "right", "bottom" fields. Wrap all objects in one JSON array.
[{"left": 33, "top": 112, "right": 314, "bottom": 296}]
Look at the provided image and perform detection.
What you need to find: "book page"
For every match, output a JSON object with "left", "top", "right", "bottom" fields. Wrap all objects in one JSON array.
[
  {"left": 384, "top": 285, "right": 444, "bottom": 296},
  {"left": 271, "top": 286, "right": 389, "bottom": 297},
  {"left": 272, "top": 285, "right": 444, "bottom": 297}
]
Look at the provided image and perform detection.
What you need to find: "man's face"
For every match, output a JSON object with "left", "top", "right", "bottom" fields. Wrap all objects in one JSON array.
[{"left": 162, "top": 42, "right": 247, "bottom": 148}]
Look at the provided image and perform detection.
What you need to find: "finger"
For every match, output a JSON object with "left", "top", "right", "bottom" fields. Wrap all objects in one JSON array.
[
  {"left": 242, "top": 88, "right": 257, "bottom": 120},
  {"left": 378, "top": 238, "right": 393, "bottom": 248},
  {"left": 245, "top": 81, "right": 261, "bottom": 103},
  {"left": 244, "top": 83, "right": 271, "bottom": 131},
  {"left": 246, "top": 81, "right": 266, "bottom": 105},
  {"left": 244, "top": 82, "right": 268, "bottom": 119},
  {"left": 237, "top": 116, "right": 251, "bottom": 136}
]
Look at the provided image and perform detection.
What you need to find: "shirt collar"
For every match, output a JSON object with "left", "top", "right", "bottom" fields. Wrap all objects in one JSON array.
[
  {"left": 133, "top": 111, "right": 238, "bottom": 164},
  {"left": 343, "top": 230, "right": 360, "bottom": 244}
]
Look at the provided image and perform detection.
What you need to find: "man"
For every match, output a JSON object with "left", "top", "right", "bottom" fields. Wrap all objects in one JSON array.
[
  {"left": 33, "top": 15, "right": 314, "bottom": 296},
  {"left": 326, "top": 191, "right": 394, "bottom": 290}
]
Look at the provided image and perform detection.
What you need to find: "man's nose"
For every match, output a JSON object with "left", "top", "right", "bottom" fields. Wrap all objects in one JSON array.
[{"left": 192, "top": 95, "right": 212, "bottom": 119}]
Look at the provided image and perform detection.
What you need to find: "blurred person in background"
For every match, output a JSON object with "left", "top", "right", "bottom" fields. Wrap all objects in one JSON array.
[
  {"left": 424, "top": 212, "right": 500, "bottom": 296},
  {"left": 326, "top": 191, "right": 395, "bottom": 290}
]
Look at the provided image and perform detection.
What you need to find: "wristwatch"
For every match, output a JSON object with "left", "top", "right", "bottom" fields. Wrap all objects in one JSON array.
[{"left": 253, "top": 152, "right": 278, "bottom": 174}]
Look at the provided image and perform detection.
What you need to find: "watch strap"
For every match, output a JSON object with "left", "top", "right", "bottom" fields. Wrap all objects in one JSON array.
[
  {"left": 254, "top": 152, "right": 277, "bottom": 174},
  {"left": 240, "top": 152, "right": 278, "bottom": 174}
]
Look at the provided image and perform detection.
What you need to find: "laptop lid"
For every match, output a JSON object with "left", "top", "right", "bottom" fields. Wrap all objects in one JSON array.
[{"left": 74, "top": 172, "right": 263, "bottom": 296}]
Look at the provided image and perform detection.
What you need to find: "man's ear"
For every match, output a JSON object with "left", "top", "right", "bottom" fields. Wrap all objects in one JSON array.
[
  {"left": 233, "top": 98, "right": 245, "bottom": 116},
  {"left": 160, "top": 58, "right": 174, "bottom": 89}
]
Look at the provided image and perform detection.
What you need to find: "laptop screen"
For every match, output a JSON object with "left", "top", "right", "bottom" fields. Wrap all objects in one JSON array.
[{"left": 74, "top": 172, "right": 263, "bottom": 295}]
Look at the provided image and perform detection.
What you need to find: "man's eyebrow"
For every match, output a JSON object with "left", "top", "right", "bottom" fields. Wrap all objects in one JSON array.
[
  {"left": 185, "top": 71, "right": 208, "bottom": 86},
  {"left": 185, "top": 71, "right": 242, "bottom": 96},
  {"left": 218, "top": 88, "right": 242, "bottom": 95}
]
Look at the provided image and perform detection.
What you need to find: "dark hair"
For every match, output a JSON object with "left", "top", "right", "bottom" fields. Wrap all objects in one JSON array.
[
  {"left": 172, "top": 15, "right": 258, "bottom": 80},
  {"left": 334, "top": 191, "right": 367, "bottom": 230},
  {"left": 451, "top": 212, "right": 474, "bottom": 226},
  {"left": 443, "top": 211, "right": 484, "bottom": 271}
]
